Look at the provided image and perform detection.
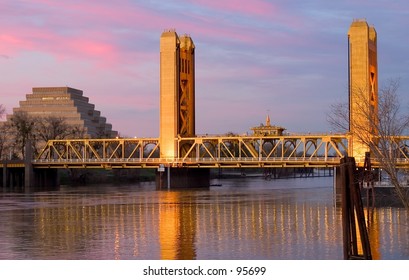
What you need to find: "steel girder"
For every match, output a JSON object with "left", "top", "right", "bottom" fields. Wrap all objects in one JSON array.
[
  {"left": 33, "top": 135, "right": 409, "bottom": 169},
  {"left": 34, "top": 138, "right": 160, "bottom": 168},
  {"left": 176, "top": 134, "right": 348, "bottom": 168}
]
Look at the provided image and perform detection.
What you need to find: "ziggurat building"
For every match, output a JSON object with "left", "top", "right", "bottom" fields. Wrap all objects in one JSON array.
[{"left": 10, "top": 87, "right": 117, "bottom": 138}]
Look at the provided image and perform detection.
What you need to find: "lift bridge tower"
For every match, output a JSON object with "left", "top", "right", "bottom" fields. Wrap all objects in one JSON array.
[
  {"left": 159, "top": 30, "right": 209, "bottom": 187},
  {"left": 160, "top": 30, "right": 195, "bottom": 158},
  {"left": 348, "top": 19, "right": 378, "bottom": 162}
]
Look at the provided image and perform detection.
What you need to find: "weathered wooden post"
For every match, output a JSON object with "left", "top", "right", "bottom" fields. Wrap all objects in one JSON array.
[{"left": 340, "top": 156, "right": 372, "bottom": 260}]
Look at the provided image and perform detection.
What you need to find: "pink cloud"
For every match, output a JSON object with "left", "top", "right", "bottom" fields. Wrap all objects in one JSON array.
[
  {"left": 1, "top": 29, "right": 120, "bottom": 67},
  {"left": 0, "top": 0, "right": 303, "bottom": 71},
  {"left": 0, "top": 1, "right": 164, "bottom": 67}
]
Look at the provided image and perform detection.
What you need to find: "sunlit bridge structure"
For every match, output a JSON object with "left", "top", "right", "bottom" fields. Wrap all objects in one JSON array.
[
  {"left": 5, "top": 19, "right": 409, "bottom": 189},
  {"left": 34, "top": 134, "right": 348, "bottom": 169},
  {"left": 348, "top": 19, "right": 378, "bottom": 160}
]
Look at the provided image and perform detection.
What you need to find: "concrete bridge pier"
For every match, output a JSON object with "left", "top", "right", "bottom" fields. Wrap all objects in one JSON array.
[
  {"left": 24, "top": 160, "right": 34, "bottom": 192},
  {"left": 1, "top": 164, "right": 5, "bottom": 188},
  {"left": 156, "top": 167, "right": 210, "bottom": 189},
  {"left": 32, "top": 169, "right": 59, "bottom": 190},
  {"left": 1, "top": 164, "right": 25, "bottom": 190},
  {"left": 1, "top": 164, "right": 59, "bottom": 191},
  {"left": 23, "top": 141, "right": 59, "bottom": 191}
]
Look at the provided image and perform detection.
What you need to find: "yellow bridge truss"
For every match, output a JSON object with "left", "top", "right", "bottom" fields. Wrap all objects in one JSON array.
[
  {"left": 33, "top": 134, "right": 351, "bottom": 169},
  {"left": 33, "top": 134, "right": 409, "bottom": 169}
]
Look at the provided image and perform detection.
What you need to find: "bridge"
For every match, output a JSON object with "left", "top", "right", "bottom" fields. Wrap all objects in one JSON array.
[
  {"left": 31, "top": 134, "right": 409, "bottom": 170},
  {"left": 33, "top": 134, "right": 348, "bottom": 169},
  {"left": 2, "top": 20, "right": 409, "bottom": 189}
]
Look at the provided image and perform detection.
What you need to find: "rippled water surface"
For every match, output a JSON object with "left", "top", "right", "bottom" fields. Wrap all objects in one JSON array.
[{"left": 0, "top": 177, "right": 408, "bottom": 259}]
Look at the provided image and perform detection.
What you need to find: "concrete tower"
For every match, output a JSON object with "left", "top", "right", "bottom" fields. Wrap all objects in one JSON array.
[
  {"left": 160, "top": 30, "right": 195, "bottom": 159},
  {"left": 179, "top": 34, "right": 195, "bottom": 137},
  {"left": 348, "top": 19, "right": 378, "bottom": 160}
]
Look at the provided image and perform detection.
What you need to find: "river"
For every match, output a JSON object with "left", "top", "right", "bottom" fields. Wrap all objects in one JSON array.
[{"left": 0, "top": 177, "right": 408, "bottom": 260}]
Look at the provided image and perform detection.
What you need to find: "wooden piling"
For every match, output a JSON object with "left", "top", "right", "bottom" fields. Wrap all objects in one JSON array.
[{"left": 340, "top": 156, "right": 372, "bottom": 260}]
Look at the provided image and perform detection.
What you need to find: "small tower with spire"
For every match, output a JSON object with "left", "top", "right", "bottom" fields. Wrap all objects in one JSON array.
[
  {"left": 266, "top": 114, "right": 271, "bottom": 127},
  {"left": 250, "top": 114, "right": 286, "bottom": 136}
]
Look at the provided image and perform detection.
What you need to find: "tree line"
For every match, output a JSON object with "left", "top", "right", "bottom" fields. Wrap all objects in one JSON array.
[{"left": 0, "top": 107, "right": 103, "bottom": 160}]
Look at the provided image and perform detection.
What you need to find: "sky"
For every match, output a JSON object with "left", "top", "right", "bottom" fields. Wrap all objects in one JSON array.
[{"left": 1, "top": 0, "right": 409, "bottom": 137}]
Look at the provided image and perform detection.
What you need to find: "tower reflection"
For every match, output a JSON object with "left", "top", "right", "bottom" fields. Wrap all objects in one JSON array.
[{"left": 159, "top": 191, "right": 196, "bottom": 259}]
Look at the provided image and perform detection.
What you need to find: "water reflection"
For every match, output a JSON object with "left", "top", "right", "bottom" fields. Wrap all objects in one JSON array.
[
  {"left": 366, "top": 208, "right": 409, "bottom": 259},
  {"left": 158, "top": 191, "right": 197, "bottom": 259},
  {"left": 0, "top": 178, "right": 408, "bottom": 259}
]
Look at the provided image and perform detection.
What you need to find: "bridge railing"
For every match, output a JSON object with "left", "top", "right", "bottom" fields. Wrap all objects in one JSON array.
[
  {"left": 31, "top": 134, "right": 409, "bottom": 168},
  {"left": 35, "top": 137, "right": 160, "bottom": 161},
  {"left": 33, "top": 156, "right": 342, "bottom": 164},
  {"left": 177, "top": 134, "right": 349, "bottom": 162},
  {"left": 33, "top": 134, "right": 348, "bottom": 168}
]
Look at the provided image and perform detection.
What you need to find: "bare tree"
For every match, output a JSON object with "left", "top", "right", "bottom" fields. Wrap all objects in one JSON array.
[
  {"left": 0, "top": 104, "right": 5, "bottom": 119},
  {"left": 0, "top": 105, "right": 6, "bottom": 159},
  {"left": 7, "top": 111, "right": 38, "bottom": 159},
  {"left": 0, "top": 122, "right": 8, "bottom": 159},
  {"left": 34, "top": 116, "right": 83, "bottom": 155},
  {"left": 36, "top": 116, "right": 73, "bottom": 142},
  {"left": 69, "top": 125, "right": 87, "bottom": 139},
  {"left": 3, "top": 107, "right": 92, "bottom": 160},
  {"left": 327, "top": 79, "right": 409, "bottom": 208}
]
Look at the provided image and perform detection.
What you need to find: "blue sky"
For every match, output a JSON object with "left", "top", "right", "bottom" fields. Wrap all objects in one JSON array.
[{"left": 1, "top": 0, "right": 409, "bottom": 137}]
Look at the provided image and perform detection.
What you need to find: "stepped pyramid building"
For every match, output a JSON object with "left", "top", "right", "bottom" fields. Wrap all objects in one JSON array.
[{"left": 10, "top": 87, "right": 117, "bottom": 138}]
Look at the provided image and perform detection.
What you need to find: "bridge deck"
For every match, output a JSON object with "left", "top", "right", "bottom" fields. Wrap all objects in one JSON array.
[
  {"left": 32, "top": 134, "right": 348, "bottom": 168},
  {"left": 33, "top": 156, "right": 342, "bottom": 169},
  {"left": 0, "top": 161, "right": 25, "bottom": 168},
  {"left": 31, "top": 134, "right": 409, "bottom": 169}
]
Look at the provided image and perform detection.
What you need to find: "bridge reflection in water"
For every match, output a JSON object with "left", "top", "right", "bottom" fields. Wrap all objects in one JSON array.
[{"left": 1, "top": 179, "right": 408, "bottom": 260}]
